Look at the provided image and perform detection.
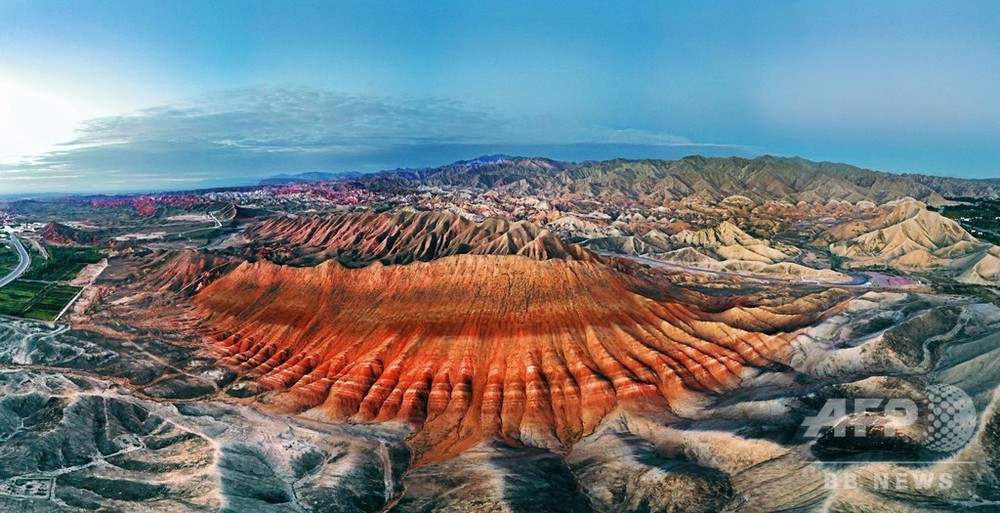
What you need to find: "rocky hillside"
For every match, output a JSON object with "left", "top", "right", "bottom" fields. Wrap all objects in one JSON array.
[
  {"left": 40, "top": 221, "right": 104, "bottom": 245},
  {"left": 363, "top": 155, "right": 958, "bottom": 205},
  {"left": 903, "top": 174, "right": 1000, "bottom": 199},
  {"left": 820, "top": 199, "right": 1000, "bottom": 284},
  {"left": 363, "top": 155, "right": 574, "bottom": 190},
  {"left": 585, "top": 219, "right": 850, "bottom": 283},
  {"left": 523, "top": 156, "right": 950, "bottom": 205},
  {"left": 239, "top": 210, "right": 599, "bottom": 266},
  {"left": 193, "top": 254, "right": 828, "bottom": 463}
]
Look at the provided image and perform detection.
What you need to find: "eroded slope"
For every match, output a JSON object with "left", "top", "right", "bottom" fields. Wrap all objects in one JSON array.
[
  {"left": 189, "top": 253, "right": 838, "bottom": 463},
  {"left": 239, "top": 210, "right": 597, "bottom": 266}
]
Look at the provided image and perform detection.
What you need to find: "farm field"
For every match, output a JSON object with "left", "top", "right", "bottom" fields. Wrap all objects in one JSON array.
[
  {"left": 0, "top": 280, "right": 81, "bottom": 321},
  {"left": 20, "top": 246, "right": 104, "bottom": 282},
  {"left": 0, "top": 244, "right": 102, "bottom": 321}
]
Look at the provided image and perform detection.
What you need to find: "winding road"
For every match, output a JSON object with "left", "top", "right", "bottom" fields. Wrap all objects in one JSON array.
[{"left": 0, "top": 233, "right": 30, "bottom": 288}]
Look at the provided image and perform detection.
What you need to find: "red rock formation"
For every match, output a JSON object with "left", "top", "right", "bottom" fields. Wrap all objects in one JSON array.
[
  {"left": 192, "top": 254, "right": 821, "bottom": 463},
  {"left": 143, "top": 250, "right": 239, "bottom": 294},
  {"left": 241, "top": 211, "right": 599, "bottom": 266},
  {"left": 40, "top": 221, "right": 102, "bottom": 245}
]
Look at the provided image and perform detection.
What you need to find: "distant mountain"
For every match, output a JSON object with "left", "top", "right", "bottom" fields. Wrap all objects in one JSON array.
[
  {"left": 505, "top": 155, "right": 951, "bottom": 205},
  {"left": 363, "top": 155, "right": 951, "bottom": 205},
  {"left": 363, "top": 155, "right": 575, "bottom": 189},
  {"left": 258, "top": 171, "right": 365, "bottom": 186},
  {"left": 902, "top": 174, "right": 1000, "bottom": 199},
  {"left": 259, "top": 155, "right": 1000, "bottom": 203}
]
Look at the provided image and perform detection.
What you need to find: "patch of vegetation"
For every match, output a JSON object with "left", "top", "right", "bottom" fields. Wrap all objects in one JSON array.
[
  {"left": 930, "top": 280, "right": 1000, "bottom": 305},
  {"left": 0, "top": 241, "right": 18, "bottom": 275},
  {"left": 850, "top": 315, "right": 900, "bottom": 337},
  {"left": 940, "top": 198, "right": 1000, "bottom": 245},
  {"left": 828, "top": 252, "right": 847, "bottom": 272},
  {"left": 880, "top": 306, "right": 960, "bottom": 367},
  {"left": 21, "top": 246, "right": 104, "bottom": 282},
  {"left": 0, "top": 280, "right": 81, "bottom": 321}
]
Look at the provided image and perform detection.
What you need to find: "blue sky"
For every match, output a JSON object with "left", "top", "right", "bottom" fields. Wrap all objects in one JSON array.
[{"left": 1, "top": 1, "right": 999, "bottom": 194}]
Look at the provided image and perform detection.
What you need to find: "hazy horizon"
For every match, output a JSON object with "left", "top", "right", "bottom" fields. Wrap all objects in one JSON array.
[
  {"left": 2, "top": 1, "right": 999, "bottom": 194},
  {"left": 5, "top": 151, "right": 999, "bottom": 203}
]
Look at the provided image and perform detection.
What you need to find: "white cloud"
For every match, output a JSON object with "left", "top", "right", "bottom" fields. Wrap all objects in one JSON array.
[{"left": 0, "top": 87, "right": 756, "bottom": 194}]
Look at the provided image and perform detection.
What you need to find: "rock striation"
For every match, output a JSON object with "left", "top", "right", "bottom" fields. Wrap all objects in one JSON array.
[
  {"left": 191, "top": 254, "right": 825, "bottom": 463},
  {"left": 40, "top": 221, "right": 103, "bottom": 246},
  {"left": 824, "top": 198, "right": 1000, "bottom": 284},
  {"left": 240, "top": 210, "right": 598, "bottom": 267}
]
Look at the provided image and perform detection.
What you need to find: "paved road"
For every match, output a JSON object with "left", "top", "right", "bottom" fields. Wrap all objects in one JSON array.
[{"left": 0, "top": 234, "right": 31, "bottom": 288}]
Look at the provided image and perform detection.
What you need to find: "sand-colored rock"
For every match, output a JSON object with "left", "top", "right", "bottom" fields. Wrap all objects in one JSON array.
[
  {"left": 830, "top": 200, "right": 976, "bottom": 266},
  {"left": 672, "top": 221, "right": 760, "bottom": 248},
  {"left": 825, "top": 199, "right": 1000, "bottom": 285},
  {"left": 669, "top": 221, "right": 799, "bottom": 264}
]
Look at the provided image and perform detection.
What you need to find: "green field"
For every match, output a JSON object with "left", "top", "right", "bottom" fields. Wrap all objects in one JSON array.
[
  {"left": 0, "top": 244, "right": 102, "bottom": 321},
  {"left": 0, "top": 280, "right": 81, "bottom": 321},
  {"left": 938, "top": 198, "right": 1000, "bottom": 245},
  {"left": 21, "top": 245, "right": 104, "bottom": 282},
  {"left": 0, "top": 242, "right": 18, "bottom": 275}
]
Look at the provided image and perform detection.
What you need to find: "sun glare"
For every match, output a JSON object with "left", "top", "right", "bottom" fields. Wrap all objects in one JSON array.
[{"left": 0, "top": 77, "right": 86, "bottom": 163}]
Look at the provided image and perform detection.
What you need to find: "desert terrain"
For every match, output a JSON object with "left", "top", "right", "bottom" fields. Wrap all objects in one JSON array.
[{"left": 3, "top": 156, "right": 1000, "bottom": 511}]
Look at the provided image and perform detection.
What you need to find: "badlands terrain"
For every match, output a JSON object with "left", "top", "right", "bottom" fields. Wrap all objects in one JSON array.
[{"left": 4, "top": 156, "right": 1000, "bottom": 511}]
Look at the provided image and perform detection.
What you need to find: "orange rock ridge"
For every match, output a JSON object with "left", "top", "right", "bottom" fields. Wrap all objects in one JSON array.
[{"left": 192, "top": 254, "right": 820, "bottom": 463}]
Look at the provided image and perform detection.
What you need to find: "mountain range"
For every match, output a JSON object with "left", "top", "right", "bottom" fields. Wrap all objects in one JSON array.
[{"left": 266, "top": 154, "right": 1000, "bottom": 204}]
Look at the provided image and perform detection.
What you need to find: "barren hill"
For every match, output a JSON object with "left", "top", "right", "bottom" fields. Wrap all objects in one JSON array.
[
  {"left": 827, "top": 200, "right": 979, "bottom": 268},
  {"left": 143, "top": 250, "right": 240, "bottom": 294},
  {"left": 902, "top": 174, "right": 1000, "bottom": 199},
  {"left": 584, "top": 218, "right": 851, "bottom": 282},
  {"left": 544, "top": 156, "right": 950, "bottom": 205},
  {"left": 363, "top": 155, "right": 574, "bottom": 190},
  {"left": 852, "top": 204, "right": 971, "bottom": 255},
  {"left": 821, "top": 199, "right": 1000, "bottom": 285},
  {"left": 40, "top": 221, "right": 103, "bottom": 245},
  {"left": 368, "top": 155, "right": 952, "bottom": 206},
  {"left": 192, "top": 254, "right": 832, "bottom": 463},
  {"left": 239, "top": 210, "right": 598, "bottom": 266}
]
